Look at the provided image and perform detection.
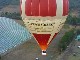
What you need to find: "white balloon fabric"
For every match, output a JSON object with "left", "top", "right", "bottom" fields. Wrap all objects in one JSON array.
[{"left": 0, "top": 17, "right": 31, "bottom": 54}]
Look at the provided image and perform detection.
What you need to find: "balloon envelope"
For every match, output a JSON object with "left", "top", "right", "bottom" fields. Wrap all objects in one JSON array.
[{"left": 20, "top": 0, "right": 69, "bottom": 55}]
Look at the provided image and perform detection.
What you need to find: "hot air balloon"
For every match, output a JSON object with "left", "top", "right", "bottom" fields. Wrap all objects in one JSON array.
[{"left": 20, "top": 0, "right": 69, "bottom": 55}]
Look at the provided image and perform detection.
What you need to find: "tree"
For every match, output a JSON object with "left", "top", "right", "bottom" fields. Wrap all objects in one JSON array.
[{"left": 58, "top": 29, "right": 75, "bottom": 52}]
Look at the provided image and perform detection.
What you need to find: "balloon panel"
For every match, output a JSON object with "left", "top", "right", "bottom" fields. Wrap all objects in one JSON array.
[
  {"left": 25, "top": 0, "right": 32, "bottom": 16},
  {"left": 63, "top": 0, "right": 69, "bottom": 16},
  {"left": 32, "top": 0, "right": 39, "bottom": 16},
  {"left": 33, "top": 33, "right": 58, "bottom": 50},
  {"left": 49, "top": 0, "right": 56, "bottom": 16},
  {"left": 23, "top": 18, "right": 66, "bottom": 34},
  {"left": 33, "top": 33, "right": 51, "bottom": 50},
  {"left": 40, "top": 0, "right": 48, "bottom": 16}
]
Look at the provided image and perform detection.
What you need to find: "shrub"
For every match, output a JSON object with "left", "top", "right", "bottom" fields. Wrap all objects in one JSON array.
[
  {"left": 0, "top": 12, "right": 22, "bottom": 20},
  {"left": 58, "top": 29, "right": 75, "bottom": 52}
]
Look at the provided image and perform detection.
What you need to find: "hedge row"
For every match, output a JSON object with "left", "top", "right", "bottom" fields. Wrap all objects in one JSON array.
[
  {"left": 58, "top": 29, "right": 75, "bottom": 52},
  {"left": 0, "top": 12, "right": 22, "bottom": 20}
]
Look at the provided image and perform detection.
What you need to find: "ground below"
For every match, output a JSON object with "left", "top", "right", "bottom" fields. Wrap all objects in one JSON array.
[{"left": 1, "top": 28, "right": 68, "bottom": 60}]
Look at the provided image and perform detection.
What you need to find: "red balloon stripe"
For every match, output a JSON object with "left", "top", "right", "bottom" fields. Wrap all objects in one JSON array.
[
  {"left": 49, "top": 0, "right": 57, "bottom": 16},
  {"left": 63, "top": 0, "right": 69, "bottom": 16},
  {"left": 40, "top": 0, "right": 48, "bottom": 16},
  {"left": 32, "top": 0, "right": 39, "bottom": 16},
  {"left": 25, "top": 0, "right": 32, "bottom": 16}
]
